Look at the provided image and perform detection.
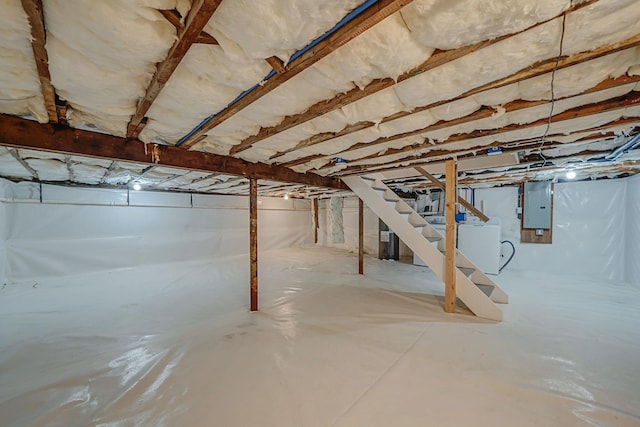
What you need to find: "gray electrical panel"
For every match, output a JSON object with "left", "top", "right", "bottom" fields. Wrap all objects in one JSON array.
[{"left": 523, "top": 182, "right": 552, "bottom": 229}]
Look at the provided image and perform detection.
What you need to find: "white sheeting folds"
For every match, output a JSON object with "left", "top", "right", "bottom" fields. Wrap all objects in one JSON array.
[
  {"left": 0, "top": 201, "right": 6, "bottom": 286},
  {"left": 625, "top": 174, "right": 640, "bottom": 288},
  {"left": 474, "top": 179, "right": 628, "bottom": 281},
  {"left": 0, "top": 181, "right": 311, "bottom": 282},
  {"left": 0, "top": 247, "right": 639, "bottom": 426}
]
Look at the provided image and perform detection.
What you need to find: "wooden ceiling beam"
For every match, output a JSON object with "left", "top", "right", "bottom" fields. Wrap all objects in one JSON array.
[
  {"left": 456, "top": 158, "right": 640, "bottom": 187},
  {"left": 335, "top": 116, "right": 640, "bottom": 176},
  {"left": 317, "top": 90, "right": 640, "bottom": 172},
  {"left": 158, "top": 9, "right": 219, "bottom": 45},
  {"left": 282, "top": 74, "right": 640, "bottom": 168},
  {"left": 126, "top": 0, "right": 223, "bottom": 138},
  {"left": 180, "top": 0, "right": 414, "bottom": 148},
  {"left": 272, "top": 33, "right": 640, "bottom": 163},
  {"left": 0, "top": 115, "right": 346, "bottom": 190},
  {"left": 265, "top": 56, "right": 286, "bottom": 74},
  {"left": 20, "top": 0, "right": 58, "bottom": 123},
  {"left": 228, "top": 0, "right": 598, "bottom": 155}
]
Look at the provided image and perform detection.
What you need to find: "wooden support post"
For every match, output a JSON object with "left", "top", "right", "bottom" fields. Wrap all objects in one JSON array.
[
  {"left": 249, "top": 178, "right": 258, "bottom": 311},
  {"left": 313, "top": 197, "right": 319, "bottom": 244},
  {"left": 358, "top": 198, "right": 364, "bottom": 275},
  {"left": 444, "top": 159, "right": 457, "bottom": 314}
]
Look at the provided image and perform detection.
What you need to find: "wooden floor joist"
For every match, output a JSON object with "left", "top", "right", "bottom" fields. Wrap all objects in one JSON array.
[
  {"left": 337, "top": 118, "right": 640, "bottom": 177},
  {"left": 126, "top": 0, "right": 224, "bottom": 138},
  {"left": 20, "top": 0, "right": 58, "bottom": 123},
  {"left": 180, "top": 0, "right": 414, "bottom": 148},
  {"left": 284, "top": 74, "right": 640, "bottom": 168},
  {"left": 275, "top": 33, "right": 640, "bottom": 166},
  {"left": 230, "top": 0, "right": 599, "bottom": 156},
  {"left": 326, "top": 91, "right": 640, "bottom": 174},
  {"left": 0, "top": 114, "right": 347, "bottom": 190}
]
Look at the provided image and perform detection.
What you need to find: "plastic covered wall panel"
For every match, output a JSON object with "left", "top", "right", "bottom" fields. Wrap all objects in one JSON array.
[
  {"left": 3, "top": 193, "right": 312, "bottom": 282},
  {"left": 318, "top": 197, "right": 378, "bottom": 257},
  {"left": 474, "top": 179, "right": 626, "bottom": 281},
  {"left": 625, "top": 175, "right": 640, "bottom": 288},
  {"left": 0, "top": 202, "right": 6, "bottom": 285}
]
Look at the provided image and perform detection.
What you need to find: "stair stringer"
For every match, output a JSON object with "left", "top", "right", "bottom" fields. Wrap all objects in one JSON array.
[{"left": 343, "top": 175, "right": 504, "bottom": 321}]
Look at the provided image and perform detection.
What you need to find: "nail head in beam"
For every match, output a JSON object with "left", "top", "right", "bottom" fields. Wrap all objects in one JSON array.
[
  {"left": 0, "top": 114, "right": 347, "bottom": 190},
  {"left": 20, "top": 0, "right": 58, "bottom": 123},
  {"left": 182, "top": 0, "right": 414, "bottom": 147},
  {"left": 444, "top": 159, "right": 457, "bottom": 314},
  {"left": 249, "top": 178, "right": 258, "bottom": 311},
  {"left": 126, "top": 0, "right": 224, "bottom": 137}
]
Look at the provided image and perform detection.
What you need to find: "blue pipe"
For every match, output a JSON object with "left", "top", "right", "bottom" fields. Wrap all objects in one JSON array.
[
  {"left": 605, "top": 132, "right": 640, "bottom": 161},
  {"left": 176, "top": 0, "right": 380, "bottom": 147}
]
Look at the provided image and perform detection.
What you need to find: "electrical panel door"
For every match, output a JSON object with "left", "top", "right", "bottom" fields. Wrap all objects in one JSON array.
[{"left": 523, "top": 181, "right": 552, "bottom": 229}]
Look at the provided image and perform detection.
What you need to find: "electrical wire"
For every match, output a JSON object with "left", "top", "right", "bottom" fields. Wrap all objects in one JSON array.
[
  {"left": 538, "top": 13, "right": 567, "bottom": 166},
  {"left": 499, "top": 240, "right": 516, "bottom": 273}
]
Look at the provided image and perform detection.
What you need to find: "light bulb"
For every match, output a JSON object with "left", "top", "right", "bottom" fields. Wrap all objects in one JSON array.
[
  {"left": 565, "top": 171, "right": 576, "bottom": 179},
  {"left": 133, "top": 183, "right": 142, "bottom": 191},
  {"left": 284, "top": 194, "right": 289, "bottom": 200}
]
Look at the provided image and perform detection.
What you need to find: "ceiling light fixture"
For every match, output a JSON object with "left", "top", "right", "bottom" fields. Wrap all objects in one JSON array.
[
  {"left": 284, "top": 194, "right": 289, "bottom": 200},
  {"left": 565, "top": 170, "right": 576, "bottom": 180},
  {"left": 133, "top": 183, "right": 142, "bottom": 191}
]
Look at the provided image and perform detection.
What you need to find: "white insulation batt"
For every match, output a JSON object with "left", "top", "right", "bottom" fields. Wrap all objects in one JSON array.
[
  {"left": 1, "top": 245, "right": 639, "bottom": 426},
  {"left": 0, "top": 0, "right": 48, "bottom": 122}
]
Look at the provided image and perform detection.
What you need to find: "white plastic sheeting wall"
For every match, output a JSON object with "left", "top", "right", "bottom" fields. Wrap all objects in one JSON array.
[
  {"left": 318, "top": 196, "right": 378, "bottom": 256},
  {"left": 0, "top": 201, "right": 6, "bottom": 285},
  {"left": 475, "top": 179, "right": 627, "bottom": 281},
  {"left": 625, "top": 174, "right": 640, "bottom": 288},
  {"left": 0, "top": 179, "right": 312, "bottom": 282}
]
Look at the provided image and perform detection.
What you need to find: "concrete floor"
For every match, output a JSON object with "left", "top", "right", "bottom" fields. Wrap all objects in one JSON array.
[{"left": 1, "top": 246, "right": 639, "bottom": 426}]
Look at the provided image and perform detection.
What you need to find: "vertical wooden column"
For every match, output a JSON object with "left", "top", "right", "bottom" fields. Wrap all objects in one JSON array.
[
  {"left": 444, "top": 159, "right": 457, "bottom": 314},
  {"left": 358, "top": 198, "right": 364, "bottom": 275},
  {"left": 249, "top": 178, "right": 258, "bottom": 312},
  {"left": 313, "top": 198, "right": 319, "bottom": 244}
]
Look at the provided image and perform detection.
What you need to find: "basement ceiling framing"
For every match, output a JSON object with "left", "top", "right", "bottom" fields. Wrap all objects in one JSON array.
[{"left": 1, "top": 0, "right": 640, "bottom": 195}]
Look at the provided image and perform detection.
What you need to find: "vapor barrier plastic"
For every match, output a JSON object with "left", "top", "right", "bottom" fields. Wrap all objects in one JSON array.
[
  {"left": 1, "top": 247, "right": 639, "bottom": 426},
  {"left": 625, "top": 174, "right": 640, "bottom": 288},
  {"left": 474, "top": 179, "right": 626, "bottom": 281},
  {"left": 0, "top": 201, "right": 6, "bottom": 285},
  {"left": 0, "top": 182, "right": 312, "bottom": 282}
]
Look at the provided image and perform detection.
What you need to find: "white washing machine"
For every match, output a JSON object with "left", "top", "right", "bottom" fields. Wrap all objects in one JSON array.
[{"left": 458, "top": 221, "right": 501, "bottom": 275}]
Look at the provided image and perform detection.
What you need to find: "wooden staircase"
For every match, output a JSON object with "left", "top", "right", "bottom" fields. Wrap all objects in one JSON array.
[{"left": 342, "top": 175, "right": 508, "bottom": 321}]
